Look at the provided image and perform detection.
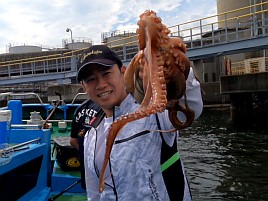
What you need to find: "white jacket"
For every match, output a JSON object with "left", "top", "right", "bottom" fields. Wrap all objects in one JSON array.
[{"left": 84, "top": 68, "right": 203, "bottom": 200}]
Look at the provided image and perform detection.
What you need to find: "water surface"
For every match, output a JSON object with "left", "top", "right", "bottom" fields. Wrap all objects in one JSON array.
[{"left": 179, "top": 108, "right": 268, "bottom": 201}]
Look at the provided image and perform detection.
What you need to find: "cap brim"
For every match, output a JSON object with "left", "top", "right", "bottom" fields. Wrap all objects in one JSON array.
[{"left": 77, "top": 59, "right": 115, "bottom": 82}]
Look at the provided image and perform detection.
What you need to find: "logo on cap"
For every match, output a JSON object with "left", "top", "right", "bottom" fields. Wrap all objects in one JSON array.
[{"left": 80, "top": 50, "right": 103, "bottom": 63}]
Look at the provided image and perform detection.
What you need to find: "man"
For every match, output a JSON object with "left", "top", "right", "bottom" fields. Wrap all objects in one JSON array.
[
  {"left": 77, "top": 45, "right": 203, "bottom": 200},
  {"left": 70, "top": 94, "right": 103, "bottom": 189},
  {"left": 70, "top": 99, "right": 100, "bottom": 150}
]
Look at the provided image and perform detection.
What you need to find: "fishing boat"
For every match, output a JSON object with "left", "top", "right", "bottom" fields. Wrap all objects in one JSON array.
[{"left": 0, "top": 92, "right": 87, "bottom": 201}]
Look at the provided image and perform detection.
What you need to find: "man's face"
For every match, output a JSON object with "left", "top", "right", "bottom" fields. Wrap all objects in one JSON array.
[{"left": 81, "top": 64, "right": 127, "bottom": 116}]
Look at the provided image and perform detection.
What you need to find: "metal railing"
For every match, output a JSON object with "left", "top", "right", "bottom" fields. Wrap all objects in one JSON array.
[
  {"left": 103, "top": 1, "right": 268, "bottom": 50},
  {"left": 0, "top": 2, "right": 267, "bottom": 82},
  {"left": 169, "top": 2, "right": 268, "bottom": 49},
  {"left": 0, "top": 53, "right": 73, "bottom": 78}
]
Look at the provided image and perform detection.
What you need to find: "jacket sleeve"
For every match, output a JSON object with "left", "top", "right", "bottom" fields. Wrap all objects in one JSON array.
[
  {"left": 160, "top": 67, "right": 203, "bottom": 146},
  {"left": 178, "top": 67, "right": 203, "bottom": 121}
]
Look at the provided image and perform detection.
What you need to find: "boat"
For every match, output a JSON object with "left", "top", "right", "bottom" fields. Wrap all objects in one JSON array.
[{"left": 0, "top": 92, "right": 87, "bottom": 201}]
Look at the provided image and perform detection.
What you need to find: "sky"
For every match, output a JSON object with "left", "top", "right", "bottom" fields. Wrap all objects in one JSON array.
[{"left": 0, "top": 0, "right": 217, "bottom": 54}]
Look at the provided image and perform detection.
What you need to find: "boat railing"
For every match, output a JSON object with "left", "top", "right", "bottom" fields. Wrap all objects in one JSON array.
[
  {"left": 0, "top": 137, "right": 42, "bottom": 168},
  {"left": 70, "top": 92, "right": 86, "bottom": 104},
  {"left": 0, "top": 92, "right": 44, "bottom": 104},
  {"left": 22, "top": 119, "right": 73, "bottom": 124},
  {"left": 45, "top": 119, "right": 72, "bottom": 123}
]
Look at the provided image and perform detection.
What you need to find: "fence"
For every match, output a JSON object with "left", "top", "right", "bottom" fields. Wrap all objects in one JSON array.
[{"left": 0, "top": 1, "right": 267, "bottom": 81}]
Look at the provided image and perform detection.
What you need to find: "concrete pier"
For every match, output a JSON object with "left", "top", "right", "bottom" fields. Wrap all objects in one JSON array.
[{"left": 220, "top": 72, "right": 268, "bottom": 125}]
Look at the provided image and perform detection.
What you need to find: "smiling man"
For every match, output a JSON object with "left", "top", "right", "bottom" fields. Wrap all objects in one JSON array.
[{"left": 76, "top": 45, "right": 202, "bottom": 201}]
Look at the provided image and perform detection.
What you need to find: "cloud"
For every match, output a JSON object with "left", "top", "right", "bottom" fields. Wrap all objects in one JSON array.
[{"left": 0, "top": 0, "right": 216, "bottom": 54}]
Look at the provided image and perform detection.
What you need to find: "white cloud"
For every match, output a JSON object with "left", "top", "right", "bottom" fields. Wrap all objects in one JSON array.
[{"left": 0, "top": 0, "right": 216, "bottom": 54}]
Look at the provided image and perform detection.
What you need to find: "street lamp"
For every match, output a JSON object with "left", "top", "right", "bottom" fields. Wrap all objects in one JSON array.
[{"left": 66, "top": 28, "right": 73, "bottom": 56}]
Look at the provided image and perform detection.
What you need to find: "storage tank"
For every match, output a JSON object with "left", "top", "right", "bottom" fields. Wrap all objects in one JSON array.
[{"left": 9, "top": 45, "right": 42, "bottom": 54}]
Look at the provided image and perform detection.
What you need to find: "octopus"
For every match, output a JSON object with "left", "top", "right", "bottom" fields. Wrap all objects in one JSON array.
[{"left": 98, "top": 10, "right": 195, "bottom": 192}]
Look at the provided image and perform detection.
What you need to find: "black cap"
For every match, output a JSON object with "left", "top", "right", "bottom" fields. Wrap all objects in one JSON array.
[{"left": 77, "top": 45, "right": 122, "bottom": 82}]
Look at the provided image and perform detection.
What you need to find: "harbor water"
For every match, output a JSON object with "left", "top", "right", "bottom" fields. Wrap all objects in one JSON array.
[{"left": 179, "top": 107, "right": 268, "bottom": 201}]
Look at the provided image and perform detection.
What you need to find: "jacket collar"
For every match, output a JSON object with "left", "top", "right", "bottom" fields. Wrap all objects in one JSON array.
[{"left": 113, "top": 94, "right": 137, "bottom": 118}]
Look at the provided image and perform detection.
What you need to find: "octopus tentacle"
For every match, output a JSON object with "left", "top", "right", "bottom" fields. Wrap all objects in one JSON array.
[
  {"left": 167, "top": 97, "right": 195, "bottom": 130},
  {"left": 99, "top": 11, "right": 168, "bottom": 193},
  {"left": 99, "top": 68, "right": 167, "bottom": 192},
  {"left": 124, "top": 51, "right": 144, "bottom": 95},
  {"left": 99, "top": 10, "right": 196, "bottom": 192},
  {"left": 98, "top": 104, "right": 164, "bottom": 192}
]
